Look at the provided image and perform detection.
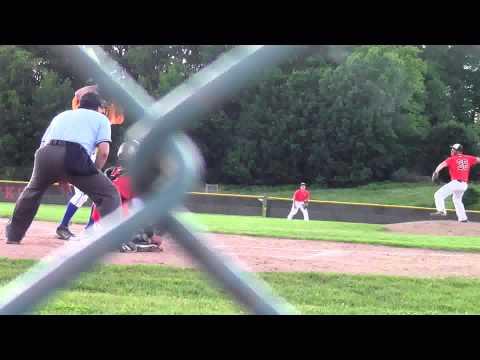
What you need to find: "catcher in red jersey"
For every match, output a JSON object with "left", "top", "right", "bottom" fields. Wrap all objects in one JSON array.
[
  {"left": 431, "top": 143, "right": 480, "bottom": 222},
  {"left": 91, "top": 140, "right": 165, "bottom": 252}
]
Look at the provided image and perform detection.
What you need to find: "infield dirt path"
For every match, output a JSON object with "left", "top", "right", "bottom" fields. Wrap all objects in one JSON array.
[{"left": 1, "top": 219, "right": 480, "bottom": 278}]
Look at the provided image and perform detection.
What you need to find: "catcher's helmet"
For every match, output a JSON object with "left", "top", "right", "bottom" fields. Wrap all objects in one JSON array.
[{"left": 117, "top": 140, "right": 140, "bottom": 162}]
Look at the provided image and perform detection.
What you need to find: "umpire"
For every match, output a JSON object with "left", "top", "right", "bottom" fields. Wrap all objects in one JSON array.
[{"left": 5, "top": 92, "right": 121, "bottom": 244}]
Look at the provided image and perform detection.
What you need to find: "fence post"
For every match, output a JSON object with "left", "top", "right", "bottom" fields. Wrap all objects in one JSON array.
[{"left": 260, "top": 195, "right": 268, "bottom": 217}]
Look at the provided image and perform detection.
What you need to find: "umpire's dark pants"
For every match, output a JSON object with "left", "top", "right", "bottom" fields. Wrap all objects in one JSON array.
[{"left": 5, "top": 143, "right": 121, "bottom": 243}]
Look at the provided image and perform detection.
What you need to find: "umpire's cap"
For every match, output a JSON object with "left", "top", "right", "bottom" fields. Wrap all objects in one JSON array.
[
  {"left": 451, "top": 143, "right": 463, "bottom": 152},
  {"left": 79, "top": 92, "right": 102, "bottom": 110}
]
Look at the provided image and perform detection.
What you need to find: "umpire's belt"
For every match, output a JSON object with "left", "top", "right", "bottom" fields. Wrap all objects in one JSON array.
[{"left": 49, "top": 140, "right": 70, "bottom": 146}]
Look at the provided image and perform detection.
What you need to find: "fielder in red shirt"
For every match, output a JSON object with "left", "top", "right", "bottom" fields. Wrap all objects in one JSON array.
[
  {"left": 431, "top": 143, "right": 480, "bottom": 222},
  {"left": 287, "top": 182, "right": 310, "bottom": 221}
]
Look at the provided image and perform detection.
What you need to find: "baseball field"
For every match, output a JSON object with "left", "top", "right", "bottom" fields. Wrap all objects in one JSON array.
[{"left": 2, "top": 198, "right": 480, "bottom": 315}]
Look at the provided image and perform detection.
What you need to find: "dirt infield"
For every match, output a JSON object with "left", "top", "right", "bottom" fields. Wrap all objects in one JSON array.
[
  {"left": 384, "top": 220, "right": 480, "bottom": 236},
  {"left": 1, "top": 219, "right": 480, "bottom": 278}
]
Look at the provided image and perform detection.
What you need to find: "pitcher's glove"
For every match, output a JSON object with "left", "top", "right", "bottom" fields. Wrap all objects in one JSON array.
[
  {"left": 303, "top": 202, "right": 309, "bottom": 209},
  {"left": 432, "top": 171, "right": 440, "bottom": 184}
]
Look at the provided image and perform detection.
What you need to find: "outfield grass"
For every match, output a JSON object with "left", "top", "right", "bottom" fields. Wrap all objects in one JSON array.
[
  {"left": 2, "top": 202, "right": 480, "bottom": 252},
  {"left": 0, "top": 202, "right": 92, "bottom": 224},
  {"left": 1, "top": 258, "right": 479, "bottom": 315},
  {"left": 221, "top": 181, "right": 480, "bottom": 210},
  {"left": 184, "top": 213, "right": 480, "bottom": 252}
]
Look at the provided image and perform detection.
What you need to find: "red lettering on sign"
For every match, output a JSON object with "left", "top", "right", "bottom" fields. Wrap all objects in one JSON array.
[{"left": 2, "top": 185, "right": 25, "bottom": 201}]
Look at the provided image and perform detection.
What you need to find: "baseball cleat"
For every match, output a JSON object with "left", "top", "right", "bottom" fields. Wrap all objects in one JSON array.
[
  {"left": 459, "top": 220, "right": 469, "bottom": 223},
  {"left": 56, "top": 226, "right": 73, "bottom": 240},
  {"left": 6, "top": 239, "right": 21, "bottom": 245},
  {"left": 5, "top": 225, "right": 21, "bottom": 244},
  {"left": 430, "top": 211, "right": 447, "bottom": 217}
]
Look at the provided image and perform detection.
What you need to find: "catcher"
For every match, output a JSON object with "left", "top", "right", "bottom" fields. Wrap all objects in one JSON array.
[
  {"left": 90, "top": 140, "right": 165, "bottom": 252},
  {"left": 287, "top": 182, "right": 310, "bottom": 221}
]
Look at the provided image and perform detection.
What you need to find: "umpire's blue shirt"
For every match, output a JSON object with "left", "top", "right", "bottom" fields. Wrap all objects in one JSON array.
[{"left": 41, "top": 108, "right": 111, "bottom": 155}]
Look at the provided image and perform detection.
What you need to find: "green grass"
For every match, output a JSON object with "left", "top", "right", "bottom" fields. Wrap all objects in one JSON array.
[
  {"left": 2, "top": 202, "right": 480, "bottom": 252},
  {"left": 0, "top": 201, "right": 91, "bottom": 224},
  {"left": 1, "top": 258, "right": 480, "bottom": 314},
  {"left": 221, "top": 181, "right": 480, "bottom": 210},
  {"left": 183, "top": 213, "right": 480, "bottom": 253}
]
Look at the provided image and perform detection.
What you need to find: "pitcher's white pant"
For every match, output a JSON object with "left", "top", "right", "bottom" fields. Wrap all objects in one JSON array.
[
  {"left": 69, "top": 187, "right": 89, "bottom": 207},
  {"left": 434, "top": 180, "right": 468, "bottom": 221},
  {"left": 287, "top": 201, "right": 309, "bottom": 221}
]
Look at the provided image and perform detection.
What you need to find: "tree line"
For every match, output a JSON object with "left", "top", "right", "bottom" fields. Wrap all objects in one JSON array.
[{"left": 1, "top": 45, "right": 480, "bottom": 186}]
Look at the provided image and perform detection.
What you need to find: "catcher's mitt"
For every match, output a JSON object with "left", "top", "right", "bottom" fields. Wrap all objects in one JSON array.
[
  {"left": 104, "top": 166, "right": 127, "bottom": 181},
  {"left": 104, "top": 167, "right": 118, "bottom": 181},
  {"left": 72, "top": 85, "right": 124, "bottom": 125}
]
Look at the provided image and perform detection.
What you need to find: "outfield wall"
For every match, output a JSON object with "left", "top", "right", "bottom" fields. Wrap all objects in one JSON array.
[
  {"left": 0, "top": 181, "right": 69, "bottom": 205},
  {"left": 185, "top": 192, "right": 480, "bottom": 224},
  {"left": 2, "top": 180, "right": 479, "bottom": 224}
]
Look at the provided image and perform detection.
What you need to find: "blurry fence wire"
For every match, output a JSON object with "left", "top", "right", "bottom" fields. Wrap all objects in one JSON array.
[{"left": 0, "top": 45, "right": 306, "bottom": 315}]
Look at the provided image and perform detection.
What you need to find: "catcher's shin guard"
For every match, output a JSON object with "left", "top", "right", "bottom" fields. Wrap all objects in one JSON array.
[
  {"left": 119, "top": 241, "right": 160, "bottom": 253},
  {"left": 135, "top": 243, "right": 160, "bottom": 252},
  {"left": 119, "top": 230, "right": 162, "bottom": 253}
]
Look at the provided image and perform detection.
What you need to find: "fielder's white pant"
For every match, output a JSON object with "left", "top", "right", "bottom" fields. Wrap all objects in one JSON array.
[
  {"left": 287, "top": 201, "right": 309, "bottom": 221},
  {"left": 434, "top": 180, "right": 468, "bottom": 221}
]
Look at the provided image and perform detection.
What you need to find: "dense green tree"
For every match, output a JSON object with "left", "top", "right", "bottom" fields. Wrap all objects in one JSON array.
[
  {"left": 4, "top": 44, "right": 480, "bottom": 186},
  {"left": 420, "top": 45, "right": 480, "bottom": 125},
  {"left": 0, "top": 46, "right": 73, "bottom": 179},
  {"left": 215, "top": 46, "right": 428, "bottom": 186}
]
